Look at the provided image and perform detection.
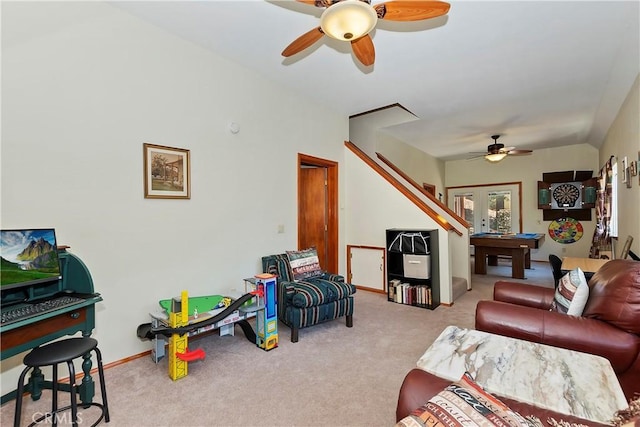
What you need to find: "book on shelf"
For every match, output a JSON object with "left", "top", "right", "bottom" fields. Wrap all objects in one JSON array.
[{"left": 389, "top": 281, "right": 433, "bottom": 307}]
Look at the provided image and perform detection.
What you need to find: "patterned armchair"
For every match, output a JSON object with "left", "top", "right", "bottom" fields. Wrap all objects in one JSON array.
[{"left": 262, "top": 250, "right": 356, "bottom": 342}]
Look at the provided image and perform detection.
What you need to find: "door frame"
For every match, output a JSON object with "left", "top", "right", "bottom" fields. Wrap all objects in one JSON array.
[
  {"left": 298, "top": 153, "right": 339, "bottom": 273},
  {"left": 346, "top": 245, "right": 386, "bottom": 294},
  {"left": 445, "top": 181, "right": 524, "bottom": 233}
]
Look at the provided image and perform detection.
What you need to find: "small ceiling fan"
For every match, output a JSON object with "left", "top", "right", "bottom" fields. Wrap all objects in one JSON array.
[
  {"left": 469, "top": 135, "right": 533, "bottom": 162},
  {"left": 281, "top": 0, "right": 451, "bottom": 67}
]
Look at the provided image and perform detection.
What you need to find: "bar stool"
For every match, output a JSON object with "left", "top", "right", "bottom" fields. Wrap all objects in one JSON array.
[{"left": 14, "top": 337, "right": 110, "bottom": 427}]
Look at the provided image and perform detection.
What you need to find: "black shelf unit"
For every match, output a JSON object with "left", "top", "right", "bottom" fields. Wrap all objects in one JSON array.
[{"left": 386, "top": 229, "right": 440, "bottom": 309}]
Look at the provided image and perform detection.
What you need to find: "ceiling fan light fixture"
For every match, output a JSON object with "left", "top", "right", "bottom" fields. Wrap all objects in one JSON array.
[
  {"left": 320, "top": 0, "right": 377, "bottom": 41},
  {"left": 485, "top": 152, "right": 507, "bottom": 162}
]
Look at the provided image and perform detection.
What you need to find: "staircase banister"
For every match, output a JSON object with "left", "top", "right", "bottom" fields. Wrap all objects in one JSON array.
[
  {"left": 345, "top": 141, "right": 460, "bottom": 236},
  {"left": 375, "top": 152, "right": 470, "bottom": 231}
]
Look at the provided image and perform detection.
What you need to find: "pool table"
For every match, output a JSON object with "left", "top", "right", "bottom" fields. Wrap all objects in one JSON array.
[{"left": 470, "top": 232, "right": 545, "bottom": 279}]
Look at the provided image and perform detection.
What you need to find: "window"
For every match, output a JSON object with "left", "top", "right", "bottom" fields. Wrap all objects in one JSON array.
[{"left": 610, "top": 160, "right": 618, "bottom": 238}]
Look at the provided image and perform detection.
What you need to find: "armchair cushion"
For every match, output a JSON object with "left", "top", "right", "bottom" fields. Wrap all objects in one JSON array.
[
  {"left": 550, "top": 267, "right": 589, "bottom": 316},
  {"left": 584, "top": 259, "right": 640, "bottom": 335},
  {"left": 286, "top": 248, "right": 323, "bottom": 281},
  {"left": 289, "top": 277, "right": 355, "bottom": 308}
]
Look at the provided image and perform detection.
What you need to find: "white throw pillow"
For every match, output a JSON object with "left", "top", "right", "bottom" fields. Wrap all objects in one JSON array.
[{"left": 550, "top": 267, "right": 589, "bottom": 316}]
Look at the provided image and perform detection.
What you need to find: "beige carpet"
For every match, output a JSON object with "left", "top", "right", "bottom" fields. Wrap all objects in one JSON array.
[{"left": 1, "top": 260, "right": 553, "bottom": 427}]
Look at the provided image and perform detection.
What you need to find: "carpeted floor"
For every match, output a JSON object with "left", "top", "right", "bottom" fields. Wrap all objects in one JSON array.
[{"left": 1, "top": 260, "right": 554, "bottom": 427}]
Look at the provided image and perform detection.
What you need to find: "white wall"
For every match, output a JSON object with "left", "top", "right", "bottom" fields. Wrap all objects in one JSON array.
[
  {"left": 1, "top": 2, "right": 348, "bottom": 394},
  {"left": 599, "top": 74, "right": 640, "bottom": 256},
  {"left": 445, "top": 144, "right": 600, "bottom": 260},
  {"left": 349, "top": 105, "right": 419, "bottom": 157},
  {"left": 377, "top": 135, "right": 447, "bottom": 201}
]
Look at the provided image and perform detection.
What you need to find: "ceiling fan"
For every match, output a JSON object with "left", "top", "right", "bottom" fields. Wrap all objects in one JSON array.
[
  {"left": 469, "top": 135, "right": 533, "bottom": 162},
  {"left": 281, "top": 0, "right": 451, "bottom": 66}
]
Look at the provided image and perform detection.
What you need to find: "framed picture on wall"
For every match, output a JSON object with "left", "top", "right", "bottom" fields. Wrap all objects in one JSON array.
[
  {"left": 143, "top": 143, "right": 191, "bottom": 199},
  {"left": 621, "top": 156, "right": 628, "bottom": 183}
]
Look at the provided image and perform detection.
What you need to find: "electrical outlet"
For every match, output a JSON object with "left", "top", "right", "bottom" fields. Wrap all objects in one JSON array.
[
  {"left": 562, "top": 247, "right": 567, "bottom": 253},
  {"left": 277, "top": 224, "right": 285, "bottom": 234}
]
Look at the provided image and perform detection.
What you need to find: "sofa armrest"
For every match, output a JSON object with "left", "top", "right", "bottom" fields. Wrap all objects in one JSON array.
[
  {"left": 493, "top": 281, "right": 555, "bottom": 309},
  {"left": 396, "top": 369, "right": 610, "bottom": 426},
  {"left": 475, "top": 300, "right": 640, "bottom": 374},
  {"left": 396, "top": 369, "right": 450, "bottom": 421}
]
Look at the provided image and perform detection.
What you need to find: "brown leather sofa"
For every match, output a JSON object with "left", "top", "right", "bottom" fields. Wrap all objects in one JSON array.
[
  {"left": 475, "top": 259, "right": 640, "bottom": 401},
  {"left": 396, "top": 368, "right": 611, "bottom": 426}
]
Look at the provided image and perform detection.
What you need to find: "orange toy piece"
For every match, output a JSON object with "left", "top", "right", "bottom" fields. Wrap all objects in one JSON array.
[{"left": 176, "top": 347, "right": 206, "bottom": 362}]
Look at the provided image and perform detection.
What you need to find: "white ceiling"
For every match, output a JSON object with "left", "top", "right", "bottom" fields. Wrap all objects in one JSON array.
[{"left": 111, "top": 0, "right": 640, "bottom": 160}]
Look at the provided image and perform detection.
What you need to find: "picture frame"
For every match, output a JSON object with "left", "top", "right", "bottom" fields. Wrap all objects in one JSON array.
[
  {"left": 621, "top": 156, "right": 628, "bottom": 183},
  {"left": 630, "top": 160, "right": 638, "bottom": 177},
  {"left": 143, "top": 143, "right": 191, "bottom": 199}
]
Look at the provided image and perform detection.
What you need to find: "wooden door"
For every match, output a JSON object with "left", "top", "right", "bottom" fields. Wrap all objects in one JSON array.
[
  {"left": 298, "top": 154, "right": 338, "bottom": 273},
  {"left": 299, "top": 167, "right": 328, "bottom": 268}
]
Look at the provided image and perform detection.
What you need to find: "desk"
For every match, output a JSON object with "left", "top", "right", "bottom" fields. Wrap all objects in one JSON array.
[
  {"left": 471, "top": 233, "right": 545, "bottom": 279},
  {"left": 417, "top": 326, "right": 627, "bottom": 424},
  {"left": 0, "top": 249, "right": 102, "bottom": 405},
  {"left": 561, "top": 257, "right": 609, "bottom": 273}
]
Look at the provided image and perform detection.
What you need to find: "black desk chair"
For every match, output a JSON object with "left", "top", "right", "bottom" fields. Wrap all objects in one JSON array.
[
  {"left": 549, "top": 254, "right": 564, "bottom": 288},
  {"left": 14, "top": 337, "right": 109, "bottom": 427}
]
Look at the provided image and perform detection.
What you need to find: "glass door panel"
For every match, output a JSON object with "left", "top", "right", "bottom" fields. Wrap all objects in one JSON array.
[
  {"left": 453, "top": 193, "right": 475, "bottom": 234},
  {"left": 487, "top": 190, "right": 512, "bottom": 233},
  {"left": 448, "top": 184, "right": 520, "bottom": 234}
]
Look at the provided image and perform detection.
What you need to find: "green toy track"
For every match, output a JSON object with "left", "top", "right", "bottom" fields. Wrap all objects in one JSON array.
[{"left": 158, "top": 295, "right": 225, "bottom": 317}]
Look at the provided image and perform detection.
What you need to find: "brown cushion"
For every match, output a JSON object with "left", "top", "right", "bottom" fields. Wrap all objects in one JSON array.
[{"left": 583, "top": 259, "right": 640, "bottom": 335}]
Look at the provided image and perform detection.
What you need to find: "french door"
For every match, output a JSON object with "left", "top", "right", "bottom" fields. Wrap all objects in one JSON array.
[{"left": 447, "top": 183, "right": 522, "bottom": 235}]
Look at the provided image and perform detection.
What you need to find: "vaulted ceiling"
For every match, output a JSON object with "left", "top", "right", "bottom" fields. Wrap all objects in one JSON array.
[{"left": 112, "top": 1, "right": 639, "bottom": 160}]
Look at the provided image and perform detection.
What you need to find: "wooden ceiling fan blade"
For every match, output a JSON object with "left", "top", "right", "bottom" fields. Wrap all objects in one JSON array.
[
  {"left": 351, "top": 35, "right": 375, "bottom": 66},
  {"left": 282, "top": 27, "right": 325, "bottom": 57},
  {"left": 375, "top": 0, "right": 450, "bottom": 21},
  {"left": 467, "top": 154, "right": 486, "bottom": 160},
  {"left": 507, "top": 149, "right": 533, "bottom": 155}
]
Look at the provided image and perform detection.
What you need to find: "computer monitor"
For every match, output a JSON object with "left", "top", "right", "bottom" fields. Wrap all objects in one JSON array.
[{"left": 1, "top": 228, "right": 62, "bottom": 293}]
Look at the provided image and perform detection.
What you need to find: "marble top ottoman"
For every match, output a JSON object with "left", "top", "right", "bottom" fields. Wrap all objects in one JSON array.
[{"left": 417, "top": 325, "right": 627, "bottom": 424}]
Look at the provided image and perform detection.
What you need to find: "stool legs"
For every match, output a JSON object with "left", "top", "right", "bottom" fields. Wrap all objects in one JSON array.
[
  {"left": 14, "top": 366, "right": 31, "bottom": 427},
  {"left": 94, "top": 347, "right": 110, "bottom": 423},
  {"left": 66, "top": 361, "right": 78, "bottom": 427},
  {"left": 13, "top": 346, "right": 109, "bottom": 427},
  {"left": 51, "top": 364, "right": 58, "bottom": 427}
]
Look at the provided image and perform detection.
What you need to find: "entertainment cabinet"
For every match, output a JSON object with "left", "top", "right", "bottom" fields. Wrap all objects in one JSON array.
[{"left": 386, "top": 229, "right": 439, "bottom": 309}]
